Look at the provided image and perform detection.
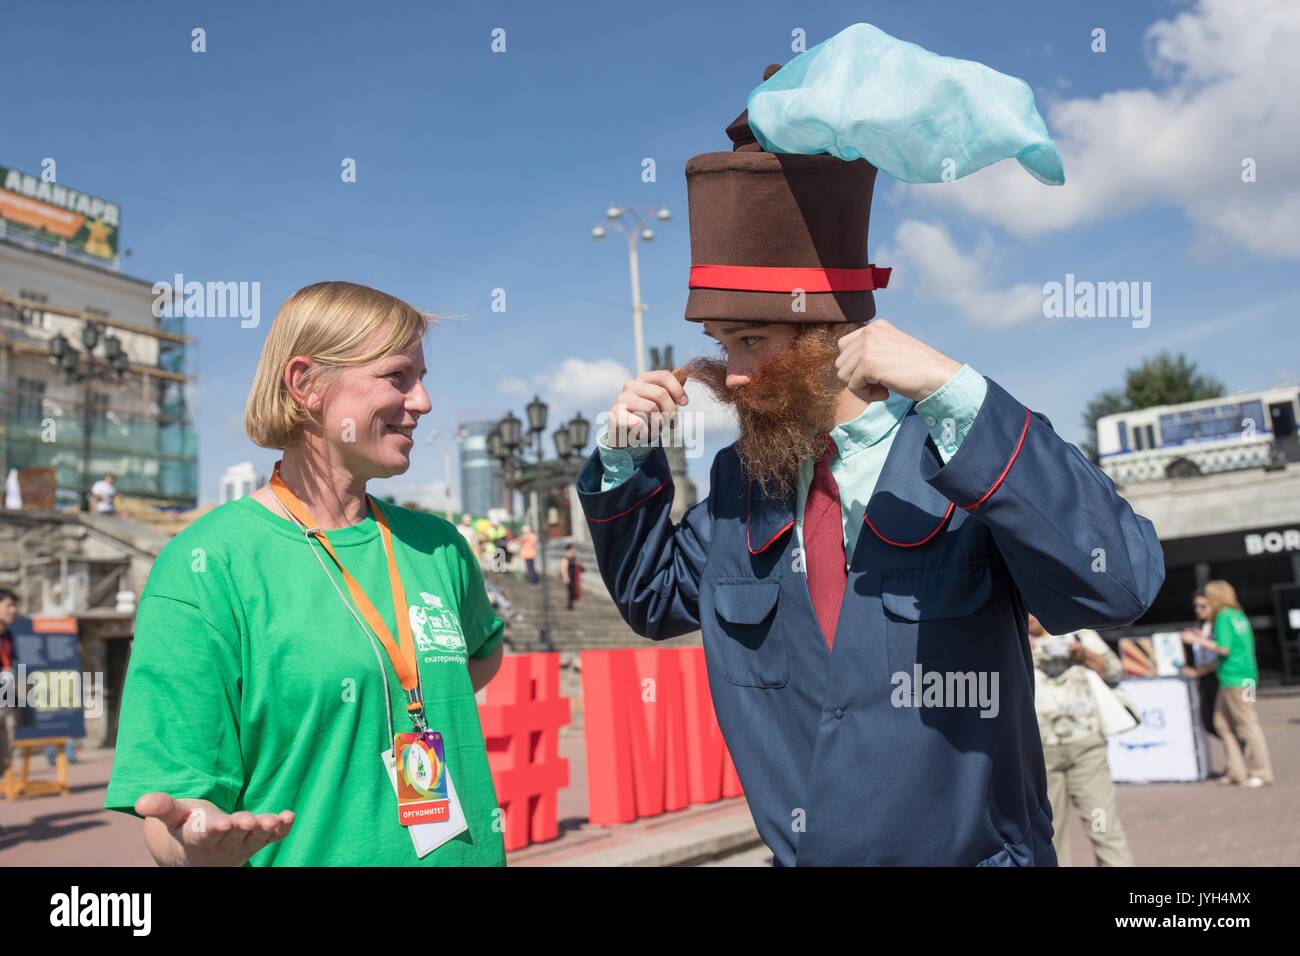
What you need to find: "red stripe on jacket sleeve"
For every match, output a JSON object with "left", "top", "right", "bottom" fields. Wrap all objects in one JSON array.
[
  {"left": 586, "top": 477, "right": 671, "bottom": 524},
  {"left": 959, "top": 409, "right": 1031, "bottom": 511}
]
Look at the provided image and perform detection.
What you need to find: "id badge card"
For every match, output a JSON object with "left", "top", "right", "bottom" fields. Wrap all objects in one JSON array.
[
  {"left": 381, "top": 730, "right": 468, "bottom": 858},
  {"left": 394, "top": 731, "right": 452, "bottom": 825}
]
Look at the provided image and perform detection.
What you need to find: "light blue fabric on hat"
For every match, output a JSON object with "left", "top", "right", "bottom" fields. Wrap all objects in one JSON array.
[{"left": 746, "top": 22, "right": 1065, "bottom": 186}]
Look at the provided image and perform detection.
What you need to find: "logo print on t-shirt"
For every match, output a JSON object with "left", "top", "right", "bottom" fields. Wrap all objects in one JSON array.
[{"left": 409, "top": 591, "right": 466, "bottom": 655}]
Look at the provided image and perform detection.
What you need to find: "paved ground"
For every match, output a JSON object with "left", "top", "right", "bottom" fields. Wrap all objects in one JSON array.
[
  {"left": 1052, "top": 688, "right": 1300, "bottom": 867},
  {"left": 0, "top": 730, "right": 761, "bottom": 867},
  {"left": 2, "top": 691, "right": 1295, "bottom": 866}
]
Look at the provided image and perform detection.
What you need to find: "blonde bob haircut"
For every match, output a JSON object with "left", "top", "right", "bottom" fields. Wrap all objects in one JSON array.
[
  {"left": 244, "top": 281, "right": 429, "bottom": 449},
  {"left": 1203, "top": 579, "right": 1243, "bottom": 615}
]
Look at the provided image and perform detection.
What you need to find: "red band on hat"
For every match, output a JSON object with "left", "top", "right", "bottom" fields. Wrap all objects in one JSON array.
[{"left": 689, "top": 264, "right": 891, "bottom": 293}]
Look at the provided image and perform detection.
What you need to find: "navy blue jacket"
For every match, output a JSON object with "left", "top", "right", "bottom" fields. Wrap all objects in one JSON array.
[{"left": 576, "top": 376, "right": 1165, "bottom": 865}]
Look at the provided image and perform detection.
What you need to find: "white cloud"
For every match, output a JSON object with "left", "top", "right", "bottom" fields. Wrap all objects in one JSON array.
[
  {"left": 876, "top": 220, "right": 1045, "bottom": 328},
  {"left": 534, "top": 357, "right": 632, "bottom": 416},
  {"left": 497, "top": 376, "right": 529, "bottom": 395},
  {"left": 912, "top": 0, "right": 1300, "bottom": 259}
]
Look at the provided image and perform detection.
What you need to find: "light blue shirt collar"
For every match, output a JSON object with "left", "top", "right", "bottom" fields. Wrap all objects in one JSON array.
[{"left": 827, "top": 390, "right": 913, "bottom": 461}]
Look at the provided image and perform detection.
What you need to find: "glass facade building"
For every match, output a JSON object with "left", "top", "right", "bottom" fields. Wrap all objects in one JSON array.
[{"left": 457, "top": 419, "right": 505, "bottom": 518}]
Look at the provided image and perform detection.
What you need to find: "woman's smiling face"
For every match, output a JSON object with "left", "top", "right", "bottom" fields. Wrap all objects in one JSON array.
[{"left": 316, "top": 335, "right": 432, "bottom": 480}]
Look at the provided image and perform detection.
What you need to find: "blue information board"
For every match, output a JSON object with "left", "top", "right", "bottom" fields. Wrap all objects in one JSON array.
[{"left": 8, "top": 616, "right": 87, "bottom": 740}]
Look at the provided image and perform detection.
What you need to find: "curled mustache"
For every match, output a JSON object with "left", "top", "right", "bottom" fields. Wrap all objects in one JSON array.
[{"left": 678, "top": 326, "right": 843, "bottom": 499}]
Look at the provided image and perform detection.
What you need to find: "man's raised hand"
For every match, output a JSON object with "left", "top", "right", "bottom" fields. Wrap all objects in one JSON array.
[
  {"left": 834, "top": 318, "right": 961, "bottom": 403},
  {"left": 604, "top": 369, "right": 689, "bottom": 449}
]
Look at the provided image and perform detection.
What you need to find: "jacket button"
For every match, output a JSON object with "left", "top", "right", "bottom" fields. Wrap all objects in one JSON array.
[{"left": 833, "top": 707, "right": 844, "bottom": 719}]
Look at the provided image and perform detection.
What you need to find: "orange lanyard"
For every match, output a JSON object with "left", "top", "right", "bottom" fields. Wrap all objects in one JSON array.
[{"left": 269, "top": 461, "right": 426, "bottom": 731}]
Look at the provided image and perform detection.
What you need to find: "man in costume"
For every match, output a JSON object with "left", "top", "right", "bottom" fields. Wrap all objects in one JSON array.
[{"left": 576, "top": 24, "right": 1164, "bottom": 865}]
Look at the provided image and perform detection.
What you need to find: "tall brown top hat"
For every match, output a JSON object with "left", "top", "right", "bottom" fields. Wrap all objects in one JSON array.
[{"left": 684, "top": 63, "right": 888, "bottom": 325}]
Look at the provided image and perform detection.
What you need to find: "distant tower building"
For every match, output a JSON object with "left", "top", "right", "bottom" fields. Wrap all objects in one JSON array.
[
  {"left": 649, "top": 345, "right": 699, "bottom": 521},
  {"left": 219, "top": 462, "right": 263, "bottom": 503},
  {"left": 458, "top": 419, "right": 504, "bottom": 519}
]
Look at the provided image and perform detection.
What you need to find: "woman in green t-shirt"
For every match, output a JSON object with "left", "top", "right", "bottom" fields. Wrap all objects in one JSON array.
[
  {"left": 1187, "top": 579, "right": 1274, "bottom": 788},
  {"left": 104, "top": 281, "right": 507, "bottom": 865}
]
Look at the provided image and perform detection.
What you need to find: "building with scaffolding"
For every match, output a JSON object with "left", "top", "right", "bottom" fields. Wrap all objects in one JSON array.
[{"left": 0, "top": 167, "right": 196, "bottom": 510}]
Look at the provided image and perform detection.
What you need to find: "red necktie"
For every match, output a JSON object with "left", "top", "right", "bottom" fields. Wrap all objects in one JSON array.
[{"left": 805, "top": 434, "right": 847, "bottom": 650}]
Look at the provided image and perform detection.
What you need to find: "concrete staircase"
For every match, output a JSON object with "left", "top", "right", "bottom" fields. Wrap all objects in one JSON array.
[{"left": 488, "top": 540, "right": 701, "bottom": 653}]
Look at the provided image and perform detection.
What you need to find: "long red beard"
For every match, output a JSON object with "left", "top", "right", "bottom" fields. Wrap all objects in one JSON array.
[{"left": 683, "top": 326, "right": 843, "bottom": 500}]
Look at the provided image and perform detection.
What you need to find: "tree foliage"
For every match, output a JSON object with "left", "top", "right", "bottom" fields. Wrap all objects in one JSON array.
[{"left": 1079, "top": 352, "right": 1224, "bottom": 461}]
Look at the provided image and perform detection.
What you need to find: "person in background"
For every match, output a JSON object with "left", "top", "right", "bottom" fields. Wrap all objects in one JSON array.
[
  {"left": 477, "top": 522, "right": 496, "bottom": 568},
  {"left": 0, "top": 588, "right": 18, "bottom": 778},
  {"left": 559, "top": 543, "right": 583, "bottom": 611},
  {"left": 1028, "top": 612, "right": 1134, "bottom": 867},
  {"left": 1181, "top": 590, "right": 1221, "bottom": 758},
  {"left": 456, "top": 513, "right": 478, "bottom": 554},
  {"left": 90, "top": 472, "right": 117, "bottom": 515},
  {"left": 0, "top": 589, "right": 15, "bottom": 668},
  {"left": 44, "top": 738, "right": 78, "bottom": 767},
  {"left": 492, "top": 523, "right": 510, "bottom": 573},
  {"left": 5, "top": 468, "right": 23, "bottom": 509},
  {"left": 1186, "top": 580, "right": 1273, "bottom": 788},
  {"left": 519, "top": 526, "right": 539, "bottom": 584}
]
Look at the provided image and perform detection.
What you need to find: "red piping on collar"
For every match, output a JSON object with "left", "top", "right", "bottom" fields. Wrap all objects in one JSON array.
[
  {"left": 587, "top": 477, "right": 671, "bottom": 523},
  {"left": 746, "top": 479, "right": 795, "bottom": 555},
  {"left": 960, "top": 409, "right": 1031, "bottom": 511},
  {"left": 863, "top": 501, "right": 955, "bottom": 548}
]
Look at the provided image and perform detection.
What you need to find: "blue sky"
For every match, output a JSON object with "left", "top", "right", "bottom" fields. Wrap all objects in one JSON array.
[{"left": 5, "top": 0, "right": 1297, "bottom": 505}]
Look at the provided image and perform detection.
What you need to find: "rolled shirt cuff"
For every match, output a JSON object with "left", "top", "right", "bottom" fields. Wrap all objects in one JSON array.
[
  {"left": 915, "top": 363, "right": 988, "bottom": 464},
  {"left": 596, "top": 428, "right": 656, "bottom": 492}
]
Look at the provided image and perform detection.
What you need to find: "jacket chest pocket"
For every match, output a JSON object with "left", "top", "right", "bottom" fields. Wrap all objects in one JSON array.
[
  {"left": 882, "top": 559, "right": 995, "bottom": 679},
  {"left": 712, "top": 578, "right": 789, "bottom": 689}
]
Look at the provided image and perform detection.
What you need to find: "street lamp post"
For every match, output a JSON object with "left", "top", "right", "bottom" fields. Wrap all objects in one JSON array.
[
  {"left": 425, "top": 426, "right": 458, "bottom": 521},
  {"left": 488, "top": 398, "right": 590, "bottom": 652},
  {"left": 592, "top": 204, "right": 671, "bottom": 377},
  {"left": 47, "top": 321, "right": 129, "bottom": 511}
]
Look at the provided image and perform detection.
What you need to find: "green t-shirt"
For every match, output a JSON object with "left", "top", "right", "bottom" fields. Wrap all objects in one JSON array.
[
  {"left": 103, "top": 495, "right": 506, "bottom": 866},
  {"left": 1214, "top": 606, "right": 1258, "bottom": 688}
]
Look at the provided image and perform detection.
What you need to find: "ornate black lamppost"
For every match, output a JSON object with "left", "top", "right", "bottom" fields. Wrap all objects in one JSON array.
[
  {"left": 488, "top": 397, "right": 590, "bottom": 651},
  {"left": 48, "top": 321, "right": 129, "bottom": 511}
]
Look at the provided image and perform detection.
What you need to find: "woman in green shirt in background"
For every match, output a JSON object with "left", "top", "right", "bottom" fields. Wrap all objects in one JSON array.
[
  {"left": 1187, "top": 579, "right": 1274, "bottom": 788},
  {"left": 104, "top": 281, "right": 507, "bottom": 865}
]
